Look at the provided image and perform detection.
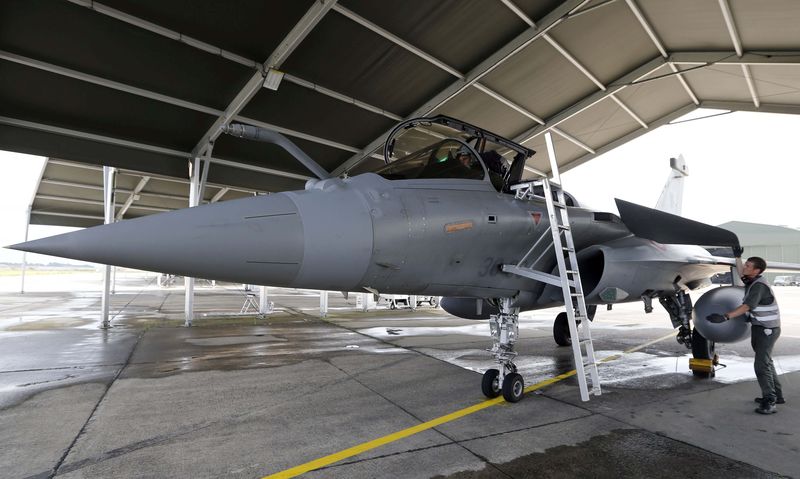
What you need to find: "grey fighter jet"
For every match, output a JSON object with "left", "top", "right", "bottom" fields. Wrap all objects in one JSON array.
[{"left": 7, "top": 116, "right": 789, "bottom": 402}]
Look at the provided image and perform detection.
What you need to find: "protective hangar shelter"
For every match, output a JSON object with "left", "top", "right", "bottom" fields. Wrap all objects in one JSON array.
[
  {"left": 7, "top": 0, "right": 800, "bottom": 325},
  {"left": 2, "top": 0, "right": 800, "bottom": 228}
]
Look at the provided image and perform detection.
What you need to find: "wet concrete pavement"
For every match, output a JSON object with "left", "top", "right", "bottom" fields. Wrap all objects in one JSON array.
[{"left": 1, "top": 275, "right": 799, "bottom": 478}]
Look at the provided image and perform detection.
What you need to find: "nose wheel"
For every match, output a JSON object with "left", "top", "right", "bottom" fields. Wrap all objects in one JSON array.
[
  {"left": 482, "top": 368, "right": 525, "bottom": 402},
  {"left": 481, "top": 368, "right": 501, "bottom": 398},
  {"left": 502, "top": 372, "right": 524, "bottom": 402}
]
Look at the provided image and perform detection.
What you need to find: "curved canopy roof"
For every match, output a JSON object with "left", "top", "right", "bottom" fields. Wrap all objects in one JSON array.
[{"left": 2, "top": 0, "right": 799, "bottom": 226}]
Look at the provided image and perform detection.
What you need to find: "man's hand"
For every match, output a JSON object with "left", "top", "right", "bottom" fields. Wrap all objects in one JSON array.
[
  {"left": 732, "top": 245, "right": 744, "bottom": 258},
  {"left": 706, "top": 313, "right": 728, "bottom": 323}
]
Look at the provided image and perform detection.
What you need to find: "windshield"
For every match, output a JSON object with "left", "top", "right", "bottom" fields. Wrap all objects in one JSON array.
[{"left": 374, "top": 139, "right": 484, "bottom": 180}]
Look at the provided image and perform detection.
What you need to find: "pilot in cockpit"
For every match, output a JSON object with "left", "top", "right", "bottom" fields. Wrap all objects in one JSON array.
[{"left": 455, "top": 146, "right": 475, "bottom": 168}]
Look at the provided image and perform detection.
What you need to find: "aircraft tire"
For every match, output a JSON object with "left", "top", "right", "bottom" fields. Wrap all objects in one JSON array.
[
  {"left": 481, "top": 369, "right": 501, "bottom": 398},
  {"left": 430, "top": 297, "right": 438, "bottom": 308},
  {"left": 502, "top": 372, "right": 524, "bottom": 403},
  {"left": 691, "top": 329, "right": 716, "bottom": 378},
  {"left": 390, "top": 301, "right": 397, "bottom": 310},
  {"left": 553, "top": 312, "right": 571, "bottom": 347}
]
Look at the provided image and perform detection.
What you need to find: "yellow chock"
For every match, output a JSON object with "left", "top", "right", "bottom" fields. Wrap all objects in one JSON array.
[{"left": 689, "top": 358, "right": 714, "bottom": 373}]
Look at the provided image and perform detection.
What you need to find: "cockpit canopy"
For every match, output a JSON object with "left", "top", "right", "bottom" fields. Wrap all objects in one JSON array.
[
  {"left": 374, "top": 139, "right": 485, "bottom": 181},
  {"left": 373, "top": 115, "right": 535, "bottom": 192}
]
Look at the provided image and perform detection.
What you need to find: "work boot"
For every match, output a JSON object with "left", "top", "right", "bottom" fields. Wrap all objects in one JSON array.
[
  {"left": 755, "top": 401, "right": 777, "bottom": 414},
  {"left": 754, "top": 397, "right": 785, "bottom": 405}
]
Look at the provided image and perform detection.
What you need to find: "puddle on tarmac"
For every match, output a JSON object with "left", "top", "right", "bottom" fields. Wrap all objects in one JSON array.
[{"left": 185, "top": 335, "right": 287, "bottom": 346}]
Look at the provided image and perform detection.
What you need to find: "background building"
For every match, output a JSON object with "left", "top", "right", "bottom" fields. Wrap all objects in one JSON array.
[{"left": 719, "top": 221, "right": 800, "bottom": 283}]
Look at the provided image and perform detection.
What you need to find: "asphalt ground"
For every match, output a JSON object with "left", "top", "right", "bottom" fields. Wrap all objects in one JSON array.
[{"left": 1, "top": 272, "right": 799, "bottom": 478}]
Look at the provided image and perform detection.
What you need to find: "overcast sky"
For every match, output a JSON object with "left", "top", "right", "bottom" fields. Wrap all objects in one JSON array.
[{"left": 1, "top": 109, "right": 799, "bottom": 265}]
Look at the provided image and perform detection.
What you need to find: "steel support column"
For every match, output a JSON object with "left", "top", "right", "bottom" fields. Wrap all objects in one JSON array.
[
  {"left": 320, "top": 290, "right": 329, "bottom": 317},
  {"left": 19, "top": 206, "right": 31, "bottom": 294},
  {"left": 100, "top": 165, "right": 116, "bottom": 329},
  {"left": 358, "top": 292, "right": 370, "bottom": 312},
  {"left": 184, "top": 153, "right": 208, "bottom": 327},
  {"left": 259, "top": 286, "right": 273, "bottom": 315}
]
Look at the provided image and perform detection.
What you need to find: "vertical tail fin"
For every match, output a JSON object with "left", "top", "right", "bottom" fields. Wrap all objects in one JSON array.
[{"left": 655, "top": 155, "right": 689, "bottom": 215}]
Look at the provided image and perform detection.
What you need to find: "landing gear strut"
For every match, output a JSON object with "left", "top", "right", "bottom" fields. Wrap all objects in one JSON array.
[
  {"left": 690, "top": 329, "right": 717, "bottom": 378},
  {"left": 659, "top": 288, "right": 717, "bottom": 378},
  {"left": 659, "top": 289, "right": 694, "bottom": 348},
  {"left": 482, "top": 298, "right": 524, "bottom": 402}
]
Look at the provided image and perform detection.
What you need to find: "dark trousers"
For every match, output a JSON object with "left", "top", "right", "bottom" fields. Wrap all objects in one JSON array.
[{"left": 751, "top": 325, "right": 782, "bottom": 402}]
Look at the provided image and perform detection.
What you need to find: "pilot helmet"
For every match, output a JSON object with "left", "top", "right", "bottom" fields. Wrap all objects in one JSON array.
[{"left": 455, "top": 146, "right": 474, "bottom": 166}]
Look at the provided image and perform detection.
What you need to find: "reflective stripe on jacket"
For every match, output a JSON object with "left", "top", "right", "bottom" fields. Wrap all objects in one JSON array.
[{"left": 746, "top": 276, "right": 781, "bottom": 328}]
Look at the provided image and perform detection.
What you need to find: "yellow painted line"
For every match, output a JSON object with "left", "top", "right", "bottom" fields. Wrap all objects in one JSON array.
[{"left": 263, "top": 330, "right": 677, "bottom": 479}]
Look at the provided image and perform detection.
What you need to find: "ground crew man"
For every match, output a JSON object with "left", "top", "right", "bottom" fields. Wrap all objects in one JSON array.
[{"left": 707, "top": 256, "right": 783, "bottom": 414}]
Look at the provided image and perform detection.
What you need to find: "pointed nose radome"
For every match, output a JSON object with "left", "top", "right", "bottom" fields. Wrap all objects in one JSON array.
[{"left": 9, "top": 194, "right": 304, "bottom": 286}]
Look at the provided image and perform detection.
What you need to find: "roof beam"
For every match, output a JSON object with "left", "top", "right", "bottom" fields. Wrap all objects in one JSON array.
[
  {"left": 334, "top": 2, "right": 596, "bottom": 156},
  {"left": 740, "top": 64, "right": 760, "bottom": 108},
  {"left": 34, "top": 194, "right": 170, "bottom": 213},
  {"left": 0, "top": 115, "right": 187, "bottom": 158},
  {"left": 42, "top": 179, "right": 191, "bottom": 202},
  {"left": 472, "top": 84, "right": 595, "bottom": 153},
  {"left": 568, "top": 0, "right": 622, "bottom": 19},
  {"left": 70, "top": 0, "right": 403, "bottom": 123},
  {"left": 625, "top": 0, "right": 699, "bottom": 105},
  {"left": 332, "top": 0, "right": 590, "bottom": 176},
  {"left": 512, "top": 56, "right": 667, "bottom": 147},
  {"left": 625, "top": 0, "right": 666, "bottom": 57},
  {"left": 560, "top": 103, "right": 696, "bottom": 173},
  {"left": 717, "top": 0, "right": 743, "bottom": 57},
  {"left": 283, "top": 73, "right": 402, "bottom": 121},
  {"left": 44, "top": 162, "right": 255, "bottom": 195},
  {"left": 190, "top": 0, "right": 338, "bottom": 158},
  {"left": 210, "top": 188, "right": 229, "bottom": 203},
  {"left": 0, "top": 49, "right": 221, "bottom": 116},
  {"left": 67, "top": 0, "right": 257, "bottom": 68},
  {"left": 0, "top": 50, "right": 366, "bottom": 157},
  {"left": 700, "top": 100, "right": 800, "bottom": 115},
  {"left": 32, "top": 211, "right": 104, "bottom": 221},
  {"left": 670, "top": 52, "right": 800, "bottom": 66},
  {"left": 717, "top": 0, "right": 760, "bottom": 108},
  {"left": 116, "top": 176, "right": 150, "bottom": 220},
  {"left": 333, "top": 5, "right": 461, "bottom": 77},
  {"left": 502, "top": 1, "right": 648, "bottom": 130},
  {"left": 1, "top": 115, "right": 311, "bottom": 184},
  {"left": 500, "top": 0, "right": 636, "bottom": 144}
]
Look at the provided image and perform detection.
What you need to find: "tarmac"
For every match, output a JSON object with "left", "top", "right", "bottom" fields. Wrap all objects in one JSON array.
[{"left": 1, "top": 271, "right": 799, "bottom": 478}]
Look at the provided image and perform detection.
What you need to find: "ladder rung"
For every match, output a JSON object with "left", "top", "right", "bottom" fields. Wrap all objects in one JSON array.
[
  {"left": 565, "top": 269, "right": 578, "bottom": 275},
  {"left": 553, "top": 201, "right": 567, "bottom": 209},
  {"left": 558, "top": 225, "right": 571, "bottom": 231},
  {"left": 562, "top": 247, "right": 574, "bottom": 252},
  {"left": 583, "top": 361, "right": 596, "bottom": 368},
  {"left": 570, "top": 292, "right": 583, "bottom": 297}
]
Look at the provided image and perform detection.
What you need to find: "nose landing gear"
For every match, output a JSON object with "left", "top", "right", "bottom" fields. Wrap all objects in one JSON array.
[{"left": 482, "top": 298, "right": 524, "bottom": 402}]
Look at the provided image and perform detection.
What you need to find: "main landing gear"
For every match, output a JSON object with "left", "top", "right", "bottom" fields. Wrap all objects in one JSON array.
[
  {"left": 482, "top": 298, "right": 524, "bottom": 402},
  {"left": 553, "top": 304, "right": 596, "bottom": 346},
  {"left": 659, "top": 288, "right": 717, "bottom": 378}
]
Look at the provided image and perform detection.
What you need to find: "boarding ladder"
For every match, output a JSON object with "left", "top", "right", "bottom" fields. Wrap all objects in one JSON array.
[{"left": 502, "top": 133, "right": 601, "bottom": 402}]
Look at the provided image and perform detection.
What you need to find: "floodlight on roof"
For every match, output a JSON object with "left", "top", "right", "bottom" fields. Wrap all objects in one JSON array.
[{"left": 263, "top": 68, "right": 284, "bottom": 91}]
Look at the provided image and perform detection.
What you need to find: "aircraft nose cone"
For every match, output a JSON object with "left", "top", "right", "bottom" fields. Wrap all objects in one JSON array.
[{"left": 9, "top": 194, "right": 304, "bottom": 286}]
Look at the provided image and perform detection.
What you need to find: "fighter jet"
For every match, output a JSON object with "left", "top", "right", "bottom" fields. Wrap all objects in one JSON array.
[{"left": 7, "top": 115, "right": 793, "bottom": 402}]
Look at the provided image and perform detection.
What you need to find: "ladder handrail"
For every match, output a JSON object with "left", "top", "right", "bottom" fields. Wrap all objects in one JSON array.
[{"left": 504, "top": 132, "right": 601, "bottom": 402}]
